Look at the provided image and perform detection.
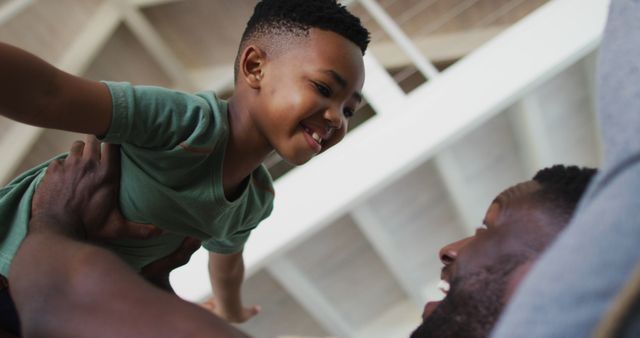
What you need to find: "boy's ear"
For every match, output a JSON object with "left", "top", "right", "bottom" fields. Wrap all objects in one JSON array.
[{"left": 239, "top": 45, "right": 266, "bottom": 89}]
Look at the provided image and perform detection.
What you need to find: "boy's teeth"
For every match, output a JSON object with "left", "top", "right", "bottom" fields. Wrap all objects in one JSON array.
[
  {"left": 437, "top": 280, "right": 450, "bottom": 294},
  {"left": 312, "top": 132, "right": 322, "bottom": 144}
]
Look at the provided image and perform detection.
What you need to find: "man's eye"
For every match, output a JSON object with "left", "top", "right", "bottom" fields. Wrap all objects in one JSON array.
[{"left": 315, "top": 82, "right": 332, "bottom": 97}]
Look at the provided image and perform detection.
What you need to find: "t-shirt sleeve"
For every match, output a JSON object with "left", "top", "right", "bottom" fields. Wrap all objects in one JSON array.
[
  {"left": 202, "top": 199, "right": 274, "bottom": 254},
  {"left": 100, "top": 81, "right": 216, "bottom": 150},
  {"left": 202, "top": 226, "right": 256, "bottom": 254}
]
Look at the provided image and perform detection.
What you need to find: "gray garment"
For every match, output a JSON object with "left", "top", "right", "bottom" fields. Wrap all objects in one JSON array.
[{"left": 491, "top": 0, "right": 640, "bottom": 337}]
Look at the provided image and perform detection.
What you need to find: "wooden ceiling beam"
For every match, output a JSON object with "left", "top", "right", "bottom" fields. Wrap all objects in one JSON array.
[
  {"left": 110, "top": 0, "right": 196, "bottom": 91},
  {"left": 370, "top": 26, "right": 506, "bottom": 69},
  {"left": 351, "top": 205, "right": 426, "bottom": 306},
  {"left": 129, "top": 0, "right": 185, "bottom": 8},
  {"left": 0, "top": 0, "right": 33, "bottom": 26},
  {"left": 432, "top": 152, "right": 481, "bottom": 235},
  {"left": 359, "top": 0, "right": 440, "bottom": 79},
  {"left": 267, "top": 258, "right": 354, "bottom": 338},
  {"left": 508, "top": 94, "right": 555, "bottom": 177}
]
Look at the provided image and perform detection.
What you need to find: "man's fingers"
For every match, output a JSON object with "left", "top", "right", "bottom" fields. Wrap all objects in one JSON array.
[
  {"left": 102, "top": 143, "right": 121, "bottom": 176},
  {"left": 69, "top": 140, "right": 85, "bottom": 158},
  {"left": 40, "top": 159, "right": 64, "bottom": 188},
  {"left": 141, "top": 237, "right": 201, "bottom": 277},
  {"left": 83, "top": 135, "right": 101, "bottom": 161},
  {"left": 97, "top": 210, "right": 163, "bottom": 240},
  {"left": 120, "top": 220, "right": 164, "bottom": 240},
  {"left": 47, "top": 158, "right": 63, "bottom": 172},
  {"left": 182, "top": 237, "right": 202, "bottom": 253},
  {"left": 173, "top": 237, "right": 201, "bottom": 266},
  {"left": 150, "top": 237, "right": 200, "bottom": 270}
]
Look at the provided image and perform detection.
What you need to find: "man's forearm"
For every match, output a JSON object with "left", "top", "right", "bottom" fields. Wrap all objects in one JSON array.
[{"left": 10, "top": 220, "right": 250, "bottom": 338}]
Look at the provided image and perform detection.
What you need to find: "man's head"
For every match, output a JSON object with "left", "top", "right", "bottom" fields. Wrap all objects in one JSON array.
[
  {"left": 233, "top": 0, "right": 369, "bottom": 165},
  {"left": 411, "top": 165, "right": 597, "bottom": 338}
]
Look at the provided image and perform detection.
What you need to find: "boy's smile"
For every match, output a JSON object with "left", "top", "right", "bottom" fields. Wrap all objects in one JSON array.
[
  {"left": 248, "top": 28, "right": 365, "bottom": 165},
  {"left": 301, "top": 122, "right": 334, "bottom": 153}
]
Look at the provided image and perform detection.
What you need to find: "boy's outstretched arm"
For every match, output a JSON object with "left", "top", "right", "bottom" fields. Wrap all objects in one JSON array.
[
  {"left": 0, "top": 42, "right": 112, "bottom": 136},
  {"left": 204, "top": 251, "right": 261, "bottom": 323}
]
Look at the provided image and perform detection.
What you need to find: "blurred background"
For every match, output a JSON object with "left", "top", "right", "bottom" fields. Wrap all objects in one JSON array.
[{"left": 0, "top": 0, "right": 607, "bottom": 337}]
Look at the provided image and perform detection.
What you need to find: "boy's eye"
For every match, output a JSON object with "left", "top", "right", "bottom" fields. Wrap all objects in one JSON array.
[
  {"left": 314, "top": 82, "right": 332, "bottom": 97},
  {"left": 343, "top": 108, "right": 355, "bottom": 118}
]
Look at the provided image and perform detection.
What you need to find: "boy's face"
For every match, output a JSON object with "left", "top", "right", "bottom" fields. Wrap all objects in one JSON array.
[{"left": 251, "top": 28, "right": 365, "bottom": 165}]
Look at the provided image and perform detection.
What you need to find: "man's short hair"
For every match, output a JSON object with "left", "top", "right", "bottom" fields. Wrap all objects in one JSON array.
[{"left": 531, "top": 165, "right": 597, "bottom": 223}]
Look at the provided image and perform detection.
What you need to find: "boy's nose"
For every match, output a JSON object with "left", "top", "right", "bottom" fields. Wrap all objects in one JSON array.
[{"left": 323, "top": 106, "right": 343, "bottom": 130}]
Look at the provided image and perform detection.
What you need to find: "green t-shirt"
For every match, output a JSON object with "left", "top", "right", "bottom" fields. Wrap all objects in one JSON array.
[{"left": 0, "top": 82, "right": 274, "bottom": 275}]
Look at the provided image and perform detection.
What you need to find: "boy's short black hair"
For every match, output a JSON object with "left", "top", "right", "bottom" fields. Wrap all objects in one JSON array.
[
  {"left": 234, "top": 0, "right": 370, "bottom": 78},
  {"left": 531, "top": 164, "right": 597, "bottom": 221}
]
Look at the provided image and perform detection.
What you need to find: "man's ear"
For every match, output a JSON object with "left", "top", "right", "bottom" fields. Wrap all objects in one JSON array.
[{"left": 239, "top": 45, "right": 265, "bottom": 89}]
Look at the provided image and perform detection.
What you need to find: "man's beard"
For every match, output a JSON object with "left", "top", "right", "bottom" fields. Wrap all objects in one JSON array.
[{"left": 410, "top": 257, "right": 526, "bottom": 338}]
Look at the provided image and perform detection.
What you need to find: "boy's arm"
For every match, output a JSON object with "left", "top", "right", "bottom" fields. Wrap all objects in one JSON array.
[
  {"left": 0, "top": 42, "right": 111, "bottom": 136},
  {"left": 205, "top": 251, "right": 260, "bottom": 323}
]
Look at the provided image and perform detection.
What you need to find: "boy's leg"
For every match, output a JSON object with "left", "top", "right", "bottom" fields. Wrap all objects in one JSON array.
[{"left": 0, "top": 275, "right": 20, "bottom": 336}]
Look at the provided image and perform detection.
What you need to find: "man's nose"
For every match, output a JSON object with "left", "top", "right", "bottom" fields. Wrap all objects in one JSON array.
[{"left": 439, "top": 237, "right": 470, "bottom": 265}]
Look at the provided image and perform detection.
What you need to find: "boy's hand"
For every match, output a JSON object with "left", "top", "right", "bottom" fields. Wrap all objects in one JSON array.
[
  {"left": 206, "top": 251, "right": 259, "bottom": 323},
  {"left": 141, "top": 237, "right": 201, "bottom": 292},
  {"left": 201, "top": 297, "right": 261, "bottom": 323},
  {"left": 31, "top": 135, "right": 162, "bottom": 240}
]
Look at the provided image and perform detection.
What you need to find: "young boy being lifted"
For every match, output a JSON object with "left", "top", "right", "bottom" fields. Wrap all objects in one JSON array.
[{"left": 0, "top": 0, "right": 369, "bottom": 328}]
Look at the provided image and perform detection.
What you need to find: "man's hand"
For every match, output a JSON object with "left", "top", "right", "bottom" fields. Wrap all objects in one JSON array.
[
  {"left": 141, "top": 237, "right": 201, "bottom": 292},
  {"left": 30, "top": 135, "right": 161, "bottom": 240}
]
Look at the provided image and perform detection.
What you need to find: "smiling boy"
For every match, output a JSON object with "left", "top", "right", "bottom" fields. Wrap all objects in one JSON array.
[{"left": 0, "top": 0, "right": 369, "bottom": 332}]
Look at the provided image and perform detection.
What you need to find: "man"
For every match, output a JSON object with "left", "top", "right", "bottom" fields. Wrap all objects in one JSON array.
[
  {"left": 412, "top": 165, "right": 596, "bottom": 338},
  {"left": 12, "top": 137, "right": 600, "bottom": 338},
  {"left": 11, "top": 134, "right": 598, "bottom": 338},
  {"left": 9, "top": 137, "right": 251, "bottom": 338},
  {"left": 491, "top": 0, "right": 640, "bottom": 336}
]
